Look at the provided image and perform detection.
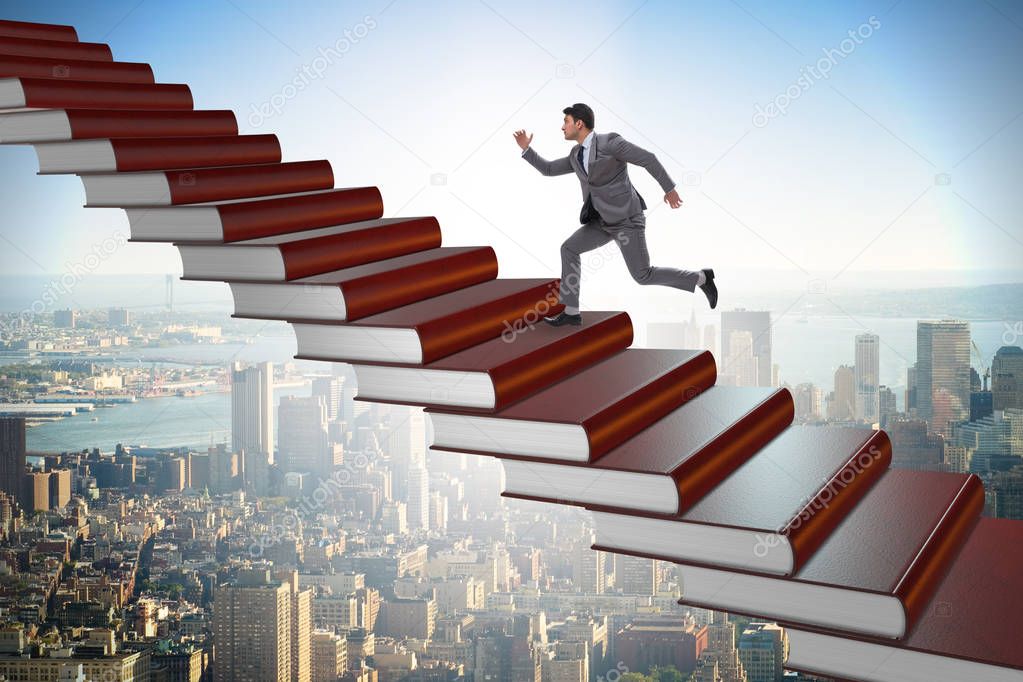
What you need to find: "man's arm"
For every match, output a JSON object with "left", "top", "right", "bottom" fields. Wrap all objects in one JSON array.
[
  {"left": 521, "top": 145, "right": 574, "bottom": 177},
  {"left": 606, "top": 133, "right": 675, "bottom": 193}
]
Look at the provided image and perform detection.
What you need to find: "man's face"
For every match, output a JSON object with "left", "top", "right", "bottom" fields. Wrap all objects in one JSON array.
[{"left": 562, "top": 115, "right": 583, "bottom": 141}]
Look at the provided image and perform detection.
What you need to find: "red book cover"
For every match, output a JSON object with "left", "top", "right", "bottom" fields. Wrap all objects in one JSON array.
[
  {"left": 295, "top": 278, "right": 564, "bottom": 365},
  {"left": 0, "top": 19, "right": 79, "bottom": 42},
  {"left": 299, "top": 246, "right": 498, "bottom": 320},
  {"left": 65, "top": 109, "right": 237, "bottom": 139},
  {"left": 666, "top": 469, "right": 984, "bottom": 639},
  {"left": 8, "top": 77, "right": 193, "bottom": 110},
  {"left": 0, "top": 36, "right": 112, "bottom": 61},
  {"left": 429, "top": 348, "right": 718, "bottom": 460},
  {"left": 0, "top": 55, "right": 154, "bottom": 83},
  {"left": 215, "top": 188, "right": 384, "bottom": 242},
  {"left": 84, "top": 160, "right": 336, "bottom": 206}
]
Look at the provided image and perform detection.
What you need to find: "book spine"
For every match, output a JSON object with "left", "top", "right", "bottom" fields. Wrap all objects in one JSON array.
[
  {"left": 20, "top": 79, "right": 193, "bottom": 110},
  {"left": 0, "top": 56, "right": 154, "bottom": 83},
  {"left": 0, "top": 20, "right": 79, "bottom": 42},
  {"left": 218, "top": 187, "right": 384, "bottom": 242},
  {"left": 342, "top": 246, "right": 497, "bottom": 320},
  {"left": 488, "top": 312, "right": 635, "bottom": 409},
  {"left": 585, "top": 351, "right": 718, "bottom": 459},
  {"left": 165, "top": 160, "right": 334, "bottom": 205},
  {"left": 0, "top": 37, "right": 112, "bottom": 61},
  {"left": 895, "top": 474, "right": 984, "bottom": 634},
  {"left": 110, "top": 135, "right": 280, "bottom": 171},
  {"left": 783, "top": 429, "right": 892, "bottom": 573},
  {"left": 673, "top": 388, "right": 796, "bottom": 511},
  {"left": 417, "top": 280, "right": 563, "bottom": 364},
  {"left": 67, "top": 110, "right": 238, "bottom": 139}
]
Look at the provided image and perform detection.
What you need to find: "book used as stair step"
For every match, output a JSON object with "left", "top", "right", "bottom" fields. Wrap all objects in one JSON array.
[
  {"left": 500, "top": 385, "right": 794, "bottom": 514},
  {"left": 0, "top": 35, "right": 113, "bottom": 62},
  {"left": 0, "top": 108, "right": 237, "bottom": 144},
  {"left": 176, "top": 217, "right": 441, "bottom": 281},
  {"left": 292, "top": 278, "right": 562, "bottom": 365},
  {"left": 785, "top": 518, "right": 1023, "bottom": 682},
  {"left": 662, "top": 469, "right": 983, "bottom": 640},
  {"left": 126, "top": 187, "right": 384, "bottom": 242},
  {"left": 585, "top": 425, "right": 889, "bottom": 576},
  {"left": 35, "top": 134, "right": 281, "bottom": 174},
  {"left": 0, "top": 54, "right": 154, "bottom": 83},
  {"left": 80, "top": 160, "right": 334, "bottom": 206},
  {"left": 0, "top": 77, "right": 193, "bottom": 111},
  {"left": 353, "top": 311, "right": 634, "bottom": 410},
  {"left": 428, "top": 348, "right": 716, "bottom": 462},
  {"left": 0, "top": 19, "right": 79, "bottom": 41},
  {"left": 229, "top": 246, "right": 497, "bottom": 320}
]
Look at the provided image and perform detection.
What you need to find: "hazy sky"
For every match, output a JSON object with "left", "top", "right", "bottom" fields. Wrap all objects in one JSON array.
[{"left": 2, "top": 0, "right": 1021, "bottom": 299}]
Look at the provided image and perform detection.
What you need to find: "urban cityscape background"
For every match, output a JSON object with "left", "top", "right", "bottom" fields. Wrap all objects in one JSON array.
[{"left": 2, "top": 0, "right": 1023, "bottom": 680}]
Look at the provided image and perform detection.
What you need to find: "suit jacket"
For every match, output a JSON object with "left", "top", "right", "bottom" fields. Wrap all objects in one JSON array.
[{"left": 521, "top": 131, "right": 675, "bottom": 225}]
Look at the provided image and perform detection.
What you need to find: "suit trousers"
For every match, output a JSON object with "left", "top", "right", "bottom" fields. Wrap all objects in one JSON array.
[{"left": 558, "top": 212, "right": 701, "bottom": 309}]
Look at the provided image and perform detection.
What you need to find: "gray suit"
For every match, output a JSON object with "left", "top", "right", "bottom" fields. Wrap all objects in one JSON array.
[{"left": 522, "top": 131, "right": 701, "bottom": 309}]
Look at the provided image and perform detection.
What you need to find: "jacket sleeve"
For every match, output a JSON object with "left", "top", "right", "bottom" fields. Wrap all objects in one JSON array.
[
  {"left": 606, "top": 133, "right": 675, "bottom": 194},
  {"left": 521, "top": 145, "right": 574, "bottom": 176}
]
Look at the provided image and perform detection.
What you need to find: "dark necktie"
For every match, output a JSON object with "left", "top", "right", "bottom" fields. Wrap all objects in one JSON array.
[{"left": 577, "top": 145, "right": 586, "bottom": 174}]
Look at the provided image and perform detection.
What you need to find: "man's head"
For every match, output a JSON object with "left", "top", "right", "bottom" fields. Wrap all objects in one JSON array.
[{"left": 561, "top": 103, "right": 594, "bottom": 142}]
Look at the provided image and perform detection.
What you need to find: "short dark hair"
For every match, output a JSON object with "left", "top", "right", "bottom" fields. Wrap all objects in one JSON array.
[{"left": 563, "top": 103, "right": 594, "bottom": 130}]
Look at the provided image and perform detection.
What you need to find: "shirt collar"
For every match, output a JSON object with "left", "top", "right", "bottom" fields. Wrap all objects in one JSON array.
[{"left": 581, "top": 130, "right": 595, "bottom": 150}]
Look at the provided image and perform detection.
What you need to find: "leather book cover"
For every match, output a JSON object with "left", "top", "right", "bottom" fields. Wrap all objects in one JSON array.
[
  {"left": 105, "top": 134, "right": 281, "bottom": 172},
  {"left": 0, "top": 19, "right": 79, "bottom": 41},
  {"left": 0, "top": 55, "right": 154, "bottom": 83},
  {"left": 0, "top": 36, "right": 111, "bottom": 61},
  {"left": 15, "top": 77, "right": 193, "bottom": 109},
  {"left": 671, "top": 469, "right": 985, "bottom": 637},
  {"left": 360, "top": 311, "right": 634, "bottom": 410},
  {"left": 215, "top": 187, "right": 384, "bottom": 241},
  {"left": 65, "top": 109, "right": 238, "bottom": 139},
  {"left": 159, "top": 160, "right": 334, "bottom": 205},
  {"left": 428, "top": 348, "right": 717, "bottom": 459},
  {"left": 316, "top": 278, "right": 563, "bottom": 364}
]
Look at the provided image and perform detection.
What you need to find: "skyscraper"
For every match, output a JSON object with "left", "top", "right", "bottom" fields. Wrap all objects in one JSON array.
[
  {"left": 916, "top": 320, "right": 971, "bottom": 437},
  {"left": 407, "top": 465, "right": 429, "bottom": 531},
  {"left": 992, "top": 345, "right": 1023, "bottom": 411},
  {"left": 721, "top": 309, "right": 772, "bottom": 388},
  {"left": 737, "top": 622, "right": 787, "bottom": 682},
  {"left": 0, "top": 417, "right": 26, "bottom": 505},
  {"left": 231, "top": 361, "right": 273, "bottom": 462},
  {"left": 213, "top": 569, "right": 293, "bottom": 682},
  {"left": 854, "top": 332, "right": 880, "bottom": 423},
  {"left": 311, "top": 375, "right": 343, "bottom": 422},
  {"left": 277, "top": 395, "right": 329, "bottom": 476},
  {"left": 827, "top": 365, "right": 855, "bottom": 421}
]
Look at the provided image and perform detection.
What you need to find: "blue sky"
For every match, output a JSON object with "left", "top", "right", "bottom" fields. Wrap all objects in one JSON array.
[{"left": 1, "top": 0, "right": 1021, "bottom": 297}]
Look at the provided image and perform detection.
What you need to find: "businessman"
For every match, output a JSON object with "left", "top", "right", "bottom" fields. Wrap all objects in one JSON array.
[{"left": 514, "top": 102, "right": 716, "bottom": 326}]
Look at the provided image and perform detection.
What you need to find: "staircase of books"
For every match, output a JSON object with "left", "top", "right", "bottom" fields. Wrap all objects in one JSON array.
[{"left": 1, "top": 18, "right": 1020, "bottom": 681}]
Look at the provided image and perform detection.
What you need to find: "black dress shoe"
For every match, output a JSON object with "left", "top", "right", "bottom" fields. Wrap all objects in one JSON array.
[
  {"left": 698, "top": 268, "right": 717, "bottom": 309},
  {"left": 543, "top": 311, "right": 582, "bottom": 326}
]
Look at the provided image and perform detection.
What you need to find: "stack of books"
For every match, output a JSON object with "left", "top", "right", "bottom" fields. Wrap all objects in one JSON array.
[{"left": 2, "top": 17, "right": 1020, "bottom": 681}]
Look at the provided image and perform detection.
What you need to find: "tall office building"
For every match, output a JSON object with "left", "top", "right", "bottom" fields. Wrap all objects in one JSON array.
[
  {"left": 407, "top": 465, "right": 429, "bottom": 531},
  {"left": 723, "top": 330, "right": 758, "bottom": 387},
  {"left": 231, "top": 361, "right": 273, "bottom": 462},
  {"left": 695, "top": 611, "right": 746, "bottom": 682},
  {"left": 615, "top": 554, "right": 656, "bottom": 595},
  {"left": 737, "top": 622, "right": 787, "bottom": 682},
  {"left": 916, "top": 320, "right": 971, "bottom": 437},
  {"left": 854, "top": 333, "right": 880, "bottom": 423},
  {"left": 53, "top": 308, "right": 76, "bottom": 328},
  {"left": 721, "top": 309, "right": 772, "bottom": 387},
  {"left": 213, "top": 570, "right": 293, "bottom": 682},
  {"left": 572, "top": 538, "right": 606, "bottom": 594},
  {"left": 108, "top": 308, "right": 131, "bottom": 326},
  {"left": 879, "top": 385, "right": 898, "bottom": 427},
  {"left": 992, "top": 345, "right": 1023, "bottom": 411},
  {"left": 0, "top": 417, "right": 26, "bottom": 505},
  {"left": 827, "top": 365, "right": 855, "bottom": 421},
  {"left": 278, "top": 395, "right": 330, "bottom": 476},
  {"left": 311, "top": 376, "right": 343, "bottom": 422}
]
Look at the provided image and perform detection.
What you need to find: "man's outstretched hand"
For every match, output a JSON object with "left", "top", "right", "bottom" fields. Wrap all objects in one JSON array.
[
  {"left": 513, "top": 129, "right": 533, "bottom": 151},
  {"left": 664, "top": 188, "right": 683, "bottom": 209}
]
